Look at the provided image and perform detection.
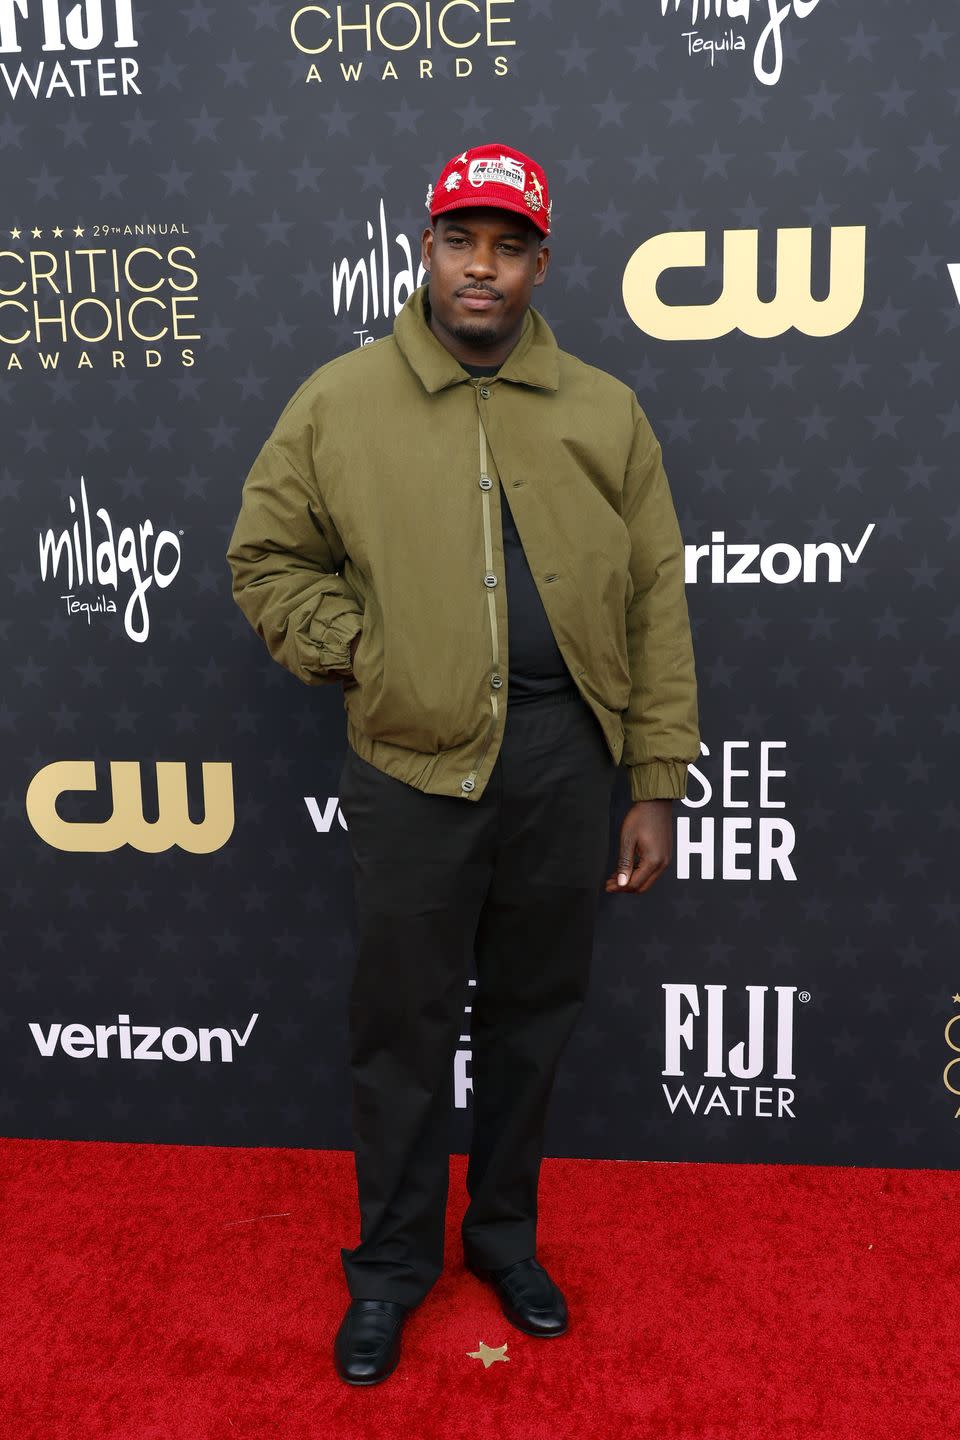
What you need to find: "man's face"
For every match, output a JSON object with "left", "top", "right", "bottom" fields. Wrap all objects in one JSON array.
[{"left": 421, "top": 208, "right": 549, "bottom": 361}]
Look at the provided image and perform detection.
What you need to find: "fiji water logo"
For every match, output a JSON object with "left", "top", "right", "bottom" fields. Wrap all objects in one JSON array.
[
  {"left": 662, "top": 983, "right": 808, "bottom": 1117},
  {"left": 0, "top": 0, "right": 142, "bottom": 100},
  {"left": 37, "top": 475, "right": 181, "bottom": 642}
]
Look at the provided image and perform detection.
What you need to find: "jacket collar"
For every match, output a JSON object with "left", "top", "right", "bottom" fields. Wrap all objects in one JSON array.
[{"left": 394, "top": 284, "right": 560, "bottom": 395}]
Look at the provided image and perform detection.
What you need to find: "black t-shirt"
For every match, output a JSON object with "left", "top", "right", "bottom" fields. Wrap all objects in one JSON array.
[{"left": 461, "top": 361, "right": 579, "bottom": 705}]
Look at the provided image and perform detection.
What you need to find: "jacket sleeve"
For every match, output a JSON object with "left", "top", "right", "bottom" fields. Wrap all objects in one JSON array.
[
  {"left": 620, "top": 398, "right": 701, "bottom": 801},
  {"left": 226, "top": 415, "right": 364, "bottom": 687}
]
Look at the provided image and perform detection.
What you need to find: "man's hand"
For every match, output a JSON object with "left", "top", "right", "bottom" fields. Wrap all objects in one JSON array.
[
  {"left": 604, "top": 799, "right": 673, "bottom": 894},
  {"left": 330, "top": 630, "right": 361, "bottom": 686}
]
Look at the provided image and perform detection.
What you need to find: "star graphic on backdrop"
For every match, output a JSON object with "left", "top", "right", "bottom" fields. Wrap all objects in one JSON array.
[
  {"left": 662, "top": 87, "right": 700, "bottom": 125},
  {"left": 699, "top": 140, "right": 733, "bottom": 179},
  {"left": 843, "top": 23, "right": 879, "bottom": 62},
  {"left": 629, "top": 34, "right": 663, "bottom": 70},
  {"left": 733, "top": 89, "right": 766, "bottom": 123},
  {"left": 186, "top": 104, "right": 222, "bottom": 142},
  {"left": 120, "top": 107, "right": 157, "bottom": 145},
  {"left": 152, "top": 52, "right": 186, "bottom": 89},
  {"left": 455, "top": 98, "right": 490, "bottom": 130},
  {"left": 768, "top": 137, "right": 804, "bottom": 174},
  {"left": 874, "top": 189, "right": 911, "bottom": 225},
  {"left": 876, "top": 78, "right": 913, "bottom": 116},
  {"left": 805, "top": 80, "right": 840, "bottom": 119},
  {"left": 912, "top": 132, "right": 949, "bottom": 170},
  {"left": 219, "top": 50, "right": 254, "bottom": 86},
  {"left": 467, "top": 1341, "right": 509, "bottom": 1369},
  {"left": 915, "top": 20, "right": 951, "bottom": 59},
  {"left": 57, "top": 113, "right": 91, "bottom": 148},
  {"left": 558, "top": 35, "right": 594, "bottom": 73},
  {"left": 387, "top": 98, "right": 423, "bottom": 134}
]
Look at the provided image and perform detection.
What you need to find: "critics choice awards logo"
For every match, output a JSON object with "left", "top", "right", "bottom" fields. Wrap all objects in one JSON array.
[
  {"left": 0, "top": 0, "right": 141, "bottom": 100},
  {"left": 658, "top": 0, "right": 823, "bottom": 86},
  {"left": 2, "top": 223, "right": 200, "bottom": 371},
  {"left": 290, "top": 0, "right": 514, "bottom": 83}
]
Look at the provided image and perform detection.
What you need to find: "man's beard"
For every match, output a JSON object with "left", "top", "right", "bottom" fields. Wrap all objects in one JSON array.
[{"left": 450, "top": 318, "right": 500, "bottom": 347}]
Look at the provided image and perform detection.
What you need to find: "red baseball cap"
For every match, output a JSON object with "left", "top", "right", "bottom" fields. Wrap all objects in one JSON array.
[{"left": 426, "top": 142, "right": 551, "bottom": 237}]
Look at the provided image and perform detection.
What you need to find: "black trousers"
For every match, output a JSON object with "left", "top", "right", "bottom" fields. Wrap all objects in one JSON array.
[{"left": 336, "top": 688, "right": 618, "bottom": 1307}]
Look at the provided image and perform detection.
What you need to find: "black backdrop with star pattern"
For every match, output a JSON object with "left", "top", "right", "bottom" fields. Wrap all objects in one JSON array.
[{"left": 2, "top": 0, "right": 957, "bottom": 1166}]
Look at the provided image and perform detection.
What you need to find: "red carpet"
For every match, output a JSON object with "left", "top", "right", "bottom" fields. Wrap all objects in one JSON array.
[{"left": 0, "top": 1140, "right": 953, "bottom": 1440}]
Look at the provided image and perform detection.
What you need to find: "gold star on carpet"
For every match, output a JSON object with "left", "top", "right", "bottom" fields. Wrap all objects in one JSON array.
[
  {"left": 467, "top": 1340, "right": 509, "bottom": 1369},
  {"left": 952, "top": 993, "right": 960, "bottom": 1005}
]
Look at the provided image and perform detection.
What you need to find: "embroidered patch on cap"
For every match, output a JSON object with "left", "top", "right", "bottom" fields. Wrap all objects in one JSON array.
[{"left": 468, "top": 155, "right": 526, "bottom": 192}]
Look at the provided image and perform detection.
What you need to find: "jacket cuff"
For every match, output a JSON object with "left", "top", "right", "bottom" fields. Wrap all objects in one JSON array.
[
  {"left": 300, "top": 600, "right": 363, "bottom": 677},
  {"left": 627, "top": 760, "right": 689, "bottom": 802}
]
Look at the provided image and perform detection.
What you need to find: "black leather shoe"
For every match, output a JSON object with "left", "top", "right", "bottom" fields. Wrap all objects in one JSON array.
[
  {"left": 466, "top": 1257, "right": 568, "bottom": 1337},
  {"left": 333, "top": 1298, "right": 408, "bottom": 1385}
]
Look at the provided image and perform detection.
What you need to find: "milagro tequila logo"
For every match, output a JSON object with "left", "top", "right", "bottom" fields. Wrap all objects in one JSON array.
[
  {"left": 37, "top": 475, "right": 182, "bottom": 642},
  {"left": 0, "top": 0, "right": 141, "bottom": 100},
  {"left": 332, "top": 198, "right": 427, "bottom": 338},
  {"left": 660, "top": 0, "right": 823, "bottom": 86}
]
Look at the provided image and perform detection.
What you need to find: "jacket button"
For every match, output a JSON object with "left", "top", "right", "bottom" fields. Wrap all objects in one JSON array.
[
  {"left": 479, "top": 386, "right": 491, "bottom": 399},
  {"left": 491, "top": 674, "right": 503, "bottom": 688},
  {"left": 483, "top": 572, "right": 497, "bottom": 588},
  {"left": 460, "top": 778, "right": 475, "bottom": 792},
  {"left": 479, "top": 474, "right": 493, "bottom": 490}
]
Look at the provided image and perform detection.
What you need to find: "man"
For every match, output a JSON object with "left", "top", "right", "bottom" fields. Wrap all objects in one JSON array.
[{"left": 227, "top": 142, "right": 700, "bottom": 1386}]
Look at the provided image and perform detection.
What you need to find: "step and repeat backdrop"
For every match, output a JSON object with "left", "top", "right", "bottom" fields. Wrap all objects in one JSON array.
[{"left": 1, "top": 1, "right": 956, "bottom": 1166}]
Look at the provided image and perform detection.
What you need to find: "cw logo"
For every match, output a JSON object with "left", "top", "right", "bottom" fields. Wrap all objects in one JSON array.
[
  {"left": 622, "top": 226, "right": 866, "bottom": 340},
  {"left": 25, "top": 761, "right": 234, "bottom": 854}
]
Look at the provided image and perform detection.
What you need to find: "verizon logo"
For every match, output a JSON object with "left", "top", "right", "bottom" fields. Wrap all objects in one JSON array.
[{"left": 28, "top": 1011, "right": 259, "bottom": 1063}]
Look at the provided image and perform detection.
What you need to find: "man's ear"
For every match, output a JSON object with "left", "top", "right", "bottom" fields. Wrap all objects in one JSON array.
[
  {"left": 533, "top": 243, "right": 550, "bottom": 287},
  {"left": 421, "top": 226, "right": 434, "bottom": 271}
]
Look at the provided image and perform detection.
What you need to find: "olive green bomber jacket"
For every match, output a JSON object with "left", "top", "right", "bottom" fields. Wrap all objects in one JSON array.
[{"left": 226, "top": 285, "right": 700, "bottom": 803}]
